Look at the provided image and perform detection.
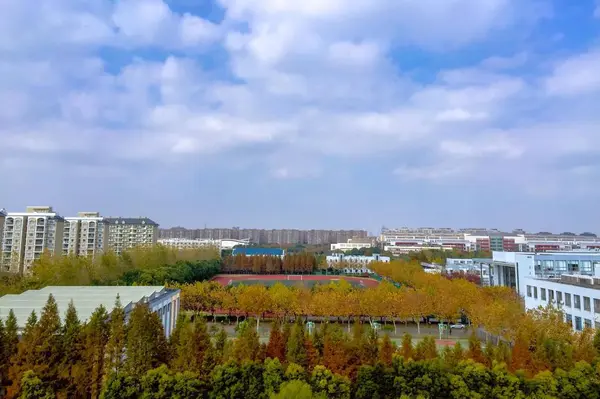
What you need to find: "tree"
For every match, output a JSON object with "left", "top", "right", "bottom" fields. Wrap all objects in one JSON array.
[
  {"left": 400, "top": 333, "right": 414, "bottom": 360},
  {"left": 171, "top": 317, "right": 213, "bottom": 377},
  {"left": 266, "top": 318, "right": 286, "bottom": 362},
  {"left": 59, "top": 300, "right": 85, "bottom": 397},
  {"left": 310, "top": 366, "right": 351, "bottom": 399},
  {"left": 287, "top": 319, "right": 307, "bottom": 368},
  {"left": 232, "top": 320, "right": 261, "bottom": 362},
  {"left": 379, "top": 334, "right": 394, "bottom": 366},
  {"left": 83, "top": 305, "right": 110, "bottom": 398},
  {"left": 18, "top": 371, "right": 54, "bottom": 399},
  {"left": 104, "top": 296, "right": 127, "bottom": 379},
  {"left": 466, "top": 332, "right": 486, "bottom": 364},
  {"left": 263, "top": 358, "right": 285, "bottom": 396},
  {"left": 124, "top": 304, "right": 169, "bottom": 377},
  {"left": 271, "top": 380, "right": 322, "bottom": 399}
]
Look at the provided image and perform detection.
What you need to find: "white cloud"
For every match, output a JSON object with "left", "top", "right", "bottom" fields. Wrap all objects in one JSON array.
[{"left": 545, "top": 49, "right": 600, "bottom": 96}]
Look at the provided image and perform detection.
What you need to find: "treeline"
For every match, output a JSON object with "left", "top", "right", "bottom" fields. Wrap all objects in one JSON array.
[
  {"left": 3, "top": 295, "right": 600, "bottom": 398},
  {"left": 0, "top": 246, "right": 221, "bottom": 296},
  {"left": 222, "top": 253, "right": 317, "bottom": 274}
]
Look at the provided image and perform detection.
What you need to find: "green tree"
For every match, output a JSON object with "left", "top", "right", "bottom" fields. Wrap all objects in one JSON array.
[
  {"left": 171, "top": 317, "right": 213, "bottom": 377},
  {"left": 593, "top": 328, "right": 600, "bottom": 357},
  {"left": 105, "top": 296, "right": 127, "bottom": 379},
  {"left": 232, "top": 320, "right": 261, "bottom": 362},
  {"left": 272, "top": 380, "right": 324, "bottom": 399},
  {"left": 101, "top": 374, "right": 141, "bottom": 399},
  {"left": 286, "top": 319, "right": 307, "bottom": 367},
  {"left": 125, "top": 304, "right": 169, "bottom": 377},
  {"left": 263, "top": 358, "right": 285, "bottom": 396},
  {"left": 400, "top": 333, "right": 414, "bottom": 360},
  {"left": 310, "top": 365, "right": 351, "bottom": 399},
  {"left": 59, "top": 300, "right": 85, "bottom": 397},
  {"left": 18, "top": 370, "right": 54, "bottom": 399},
  {"left": 214, "top": 326, "right": 228, "bottom": 363},
  {"left": 83, "top": 305, "right": 110, "bottom": 399}
]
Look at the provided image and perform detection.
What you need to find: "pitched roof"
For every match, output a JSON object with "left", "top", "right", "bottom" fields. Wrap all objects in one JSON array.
[{"left": 105, "top": 217, "right": 158, "bottom": 226}]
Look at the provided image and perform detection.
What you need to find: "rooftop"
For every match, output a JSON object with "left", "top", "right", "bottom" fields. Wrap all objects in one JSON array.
[
  {"left": 0, "top": 286, "right": 171, "bottom": 329},
  {"left": 232, "top": 247, "right": 285, "bottom": 256},
  {"left": 105, "top": 217, "right": 158, "bottom": 226}
]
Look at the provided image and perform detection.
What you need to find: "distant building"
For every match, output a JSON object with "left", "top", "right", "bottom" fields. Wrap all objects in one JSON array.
[
  {"left": 326, "top": 254, "right": 390, "bottom": 274},
  {"left": 158, "top": 238, "right": 250, "bottom": 250},
  {"left": 331, "top": 238, "right": 374, "bottom": 252},
  {"left": 0, "top": 209, "right": 5, "bottom": 252},
  {"left": 232, "top": 247, "right": 285, "bottom": 258},
  {"left": 0, "top": 285, "right": 180, "bottom": 336},
  {"left": 63, "top": 212, "right": 107, "bottom": 258},
  {"left": 105, "top": 217, "right": 159, "bottom": 255},
  {"left": 1, "top": 207, "right": 65, "bottom": 274},
  {"left": 445, "top": 258, "right": 491, "bottom": 286}
]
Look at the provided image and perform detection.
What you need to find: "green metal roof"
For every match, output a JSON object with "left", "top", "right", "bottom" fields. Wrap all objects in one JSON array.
[{"left": 0, "top": 286, "right": 167, "bottom": 329}]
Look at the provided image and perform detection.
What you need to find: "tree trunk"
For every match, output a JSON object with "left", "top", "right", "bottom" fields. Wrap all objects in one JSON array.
[
  {"left": 393, "top": 319, "right": 397, "bottom": 335},
  {"left": 256, "top": 316, "right": 260, "bottom": 333},
  {"left": 416, "top": 320, "right": 421, "bottom": 335}
]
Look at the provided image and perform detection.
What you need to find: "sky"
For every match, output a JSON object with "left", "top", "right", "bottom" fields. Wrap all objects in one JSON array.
[{"left": 2, "top": 0, "right": 600, "bottom": 234}]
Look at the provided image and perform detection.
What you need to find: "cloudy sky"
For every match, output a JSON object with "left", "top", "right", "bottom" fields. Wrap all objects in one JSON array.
[{"left": 2, "top": 0, "right": 600, "bottom": 233}]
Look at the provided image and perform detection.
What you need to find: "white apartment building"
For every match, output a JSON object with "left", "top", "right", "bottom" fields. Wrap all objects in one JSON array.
[
  {"left": 1, "top": 207, "right": 64, "bottom": 273},
  {"left": 158, "top": 238, "right": 250, "bottom": 250},
  {"left": 63, "top": 212, "right": 107, "bottom": 257},
  {"left": 331, "top": 239, "right": 373, "bottom": 251},
  {"left": 105, "top": 217, "right": 159, "bottom": 255},
  {"left": 0, "top": 209, "right": 5, "bottom": 249}
]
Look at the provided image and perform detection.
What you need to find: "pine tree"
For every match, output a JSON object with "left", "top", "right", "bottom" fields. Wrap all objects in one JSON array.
[
  {"left": 125, "top": 303, "right": 169, "bottom": 377},
  {"left": 214, "top": 326, "right": 228, "bottom": 363},
  {"left": 232, "top": 320, "right": 260, "bottom": 362},
  {"left": 104, "top": 296, "right": 127, "bottom": 379},
  {"left": 452, "top": 341, "right": 464, "bottom": 363},
  {"left": 59, "top": 300, "right": 85, "bottom": 397},
  {"left": 0, "top": 319, "right": 8, "bottom": 388},
  {"left": 286, "top": 318, "right": 307, "bottom": 367},
  {"left": 400, "top": 333, "right": 414, "bottom": 360},
  {"left": 82, "top": 305, "right": 110, "bottom": 398},
  {"left": 379, "top": 334, "right": 394, "bottom": 366},
  {"left": 466, "top": 332, "right": 486, "bottom": 364},
  {"left": 172, "top": 317, "right": 213, "bottom": 377},
  {"left": 304, "top": 336, "right": 320, "bottom": 373},
  {"left": 5, "top": 310, "right": 19, "bottom": 360},
  {"left": 266, "top": 319, "right": 286, "bottom": 361},
  {"left": 18, "top": 371, "right": 54, "bottom": 399}
]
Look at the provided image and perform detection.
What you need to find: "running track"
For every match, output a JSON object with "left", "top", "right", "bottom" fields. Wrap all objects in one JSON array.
[{"left": 211, "top": 274, "right": 380, "bottom": 288}]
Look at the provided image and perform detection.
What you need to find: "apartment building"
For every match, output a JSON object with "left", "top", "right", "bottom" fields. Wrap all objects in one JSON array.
[
  {"left": 0, "top": 209, "right": 5, "bottom": 249},
  {"left": 1, "top": 206, "right": 64, "bottom": 273},
  {"left": 105, "top": 217, "right": 159, "bottom": 254},
  {"left": 63, "top": 212, "right": 107, "bottom": 257}
]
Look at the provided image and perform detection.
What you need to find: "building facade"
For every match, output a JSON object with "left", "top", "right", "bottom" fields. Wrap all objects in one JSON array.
[
  {"left": 326, "top": 253, "right": 390, "bottom": 273},
  {"left": 63, "top": 212, "right": 107, "bottom": 257},
  {"left": 105, "top": 217, "right": 159, "bottom": 255},
  {"left": 158, "top": 238, "right": 250, "bottom": 250},
  {"left": 331, "top": 239, "right": 374, "bottom": 251},
  {"left": 1, "top": 207, "right": 64, "bottom": 273},
  {"left": 0, "top": 209, "right": 5, "bottom": 251}
]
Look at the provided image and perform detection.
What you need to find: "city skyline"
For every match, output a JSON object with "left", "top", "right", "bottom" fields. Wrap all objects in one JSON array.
[{"left": 3, "top": 0, "right": 600, "bottom": 233}]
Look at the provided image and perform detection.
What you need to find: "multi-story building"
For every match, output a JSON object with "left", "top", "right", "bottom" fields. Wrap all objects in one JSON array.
[
  {"left": 331, "top": 238, "right": 374, "bottom": 252},
  {"left": 0, "top": 209, "right": 5, "bottom": 249},
  {"left": 105, "top": 217, "right": 159, "bottom": 255},
  {"left": 63, "top": 212, "right": 107, "bottom": 257},
  {"left": 158, "top": 238, "right": 250, "bottom": 250},
  {"left": 481, "top": 251, "right": 600, "bottom": 329},
  {"left": 1, "top": 206, "right": 64, "bottom": 273},
  {"left": 326, "top": 253, "right": 390, "bottom": 273}
]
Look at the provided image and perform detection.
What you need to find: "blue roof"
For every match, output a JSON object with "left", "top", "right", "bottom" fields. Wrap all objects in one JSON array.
[{"left": 232, "top": 247, "right": 284, "bottom": 256}]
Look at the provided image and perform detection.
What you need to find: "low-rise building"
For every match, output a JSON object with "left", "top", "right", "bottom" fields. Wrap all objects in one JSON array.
[
  {"left": 326, "top": 253, "right": 390, "bottom": 273},
  {"left": 0, "top": 285, "right": 180, "bottom": 336},
  {"left": 158, "top": 238, "right": 250, "bottom": 250},
  {"left": 232, "top": 247, "right": 285, "bottom": 258},
  {"left": 331, "top": 239, "right": 373, "bottom": 252},
  {"left": 445, "top": 258, "right": 491, "bottom": 286}
]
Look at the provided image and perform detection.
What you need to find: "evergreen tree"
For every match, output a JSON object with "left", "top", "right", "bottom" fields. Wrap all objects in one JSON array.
[
  {"left": 593, "top": 328, "right": 600, "bottom": 357},
  {"left": 286, "top": 318, "right": 307, "bottom": 367},
  {"left": 233, "top": 320, "right": 261, "bottom": 362},
  {"left": 400, "top": 333, "right": 414, "bottom": 360},
  {"left": 171, "top": 317, "right": 213, "bottom": 377},
  {"left": 466, "top": 332, "right": 486, "bottom": 364},
  {"left": 266, "top": 319, "right": 286, "bottom": 362},
  {"left": 5, "top": 309, "right": 19, "bottom": 360},
  {"left": 18, "top": 371, "right": 54, "bottom": 399},
  {"left": 0, "top": 319, "right": 7, "bottom": 388},
  {"left": 59, "top": 300, "right": 85, "bottom": 397},
  {"left": 83, "top": 305, "right": 110, "bottom": 399},
  {"left": 104, "top": 296, "right": 127, "bottom": 379},
  {"left": 263, "top": 358, "right": 284, "bottom": 396},
  {"left": 124, "top": 303, "right": 169, "bottom": 377},
  {"left": 304, "top": 337, "right": 320, "bottom": 373},
  {"left": 214, "top": 326, "right": 228, "bottom": 363},
  {"left": 379, "top": 334, "right": 394, "bottom": 366}
]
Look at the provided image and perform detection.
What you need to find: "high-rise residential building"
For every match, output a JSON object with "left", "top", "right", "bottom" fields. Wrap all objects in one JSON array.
[
  {"left": 63, "top": 212, "right": 107, "bottom": 257},
  {"left": 0, "top": 209, "right": 6, "bottom": 248},
  {"left": 105, "top": 217, "right": 159, "bottom": 255},
  {"left": 1, "top": 206, "right": 64, "bottom": 273}
]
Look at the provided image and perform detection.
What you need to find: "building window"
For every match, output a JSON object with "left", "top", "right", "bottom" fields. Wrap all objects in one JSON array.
[
  {"left": 574, "top": 295, "right": 581, "bottom": 310},
  {"left": 527, "top": 285, "right": 532, "bottom": 297},
  {"left": 566, "top": 314, "right": 572, "bottom": 325},
  {"left": 575, "top": 316, "right": 583, "bottom": 331},
  {"left": 549, "top": 290, "right": 555, "bottom": 303},
  {"left": 541, "top": 288, "right": 547, "bottom": 301},
  {"left": 584, "top": 296, "right": 591, "bottom": 312},
  {"left": 584, "top": 319, "right": 592, "bottom": 329},
  {"left": 565, "top": 293, "right": 572, "bottom": 307},
  {"left": 595, "top": 298, "right": 600, "bottom": 314},
  {"left": 557, "top": 291, "right": 563, "bottom": 305},
  {"left": 534, "top": 287, "right": 538, "bottom": 299}
]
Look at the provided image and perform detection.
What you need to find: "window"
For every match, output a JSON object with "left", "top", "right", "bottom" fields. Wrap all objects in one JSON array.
[
  {"left": 574, "top": 295, "right": 581, "bottom": 309},
  {"left": 596, "top": 321, "right": 600, "bottom": 329},
  {"left": 557, "top": 291, "right": 563, "bottom": 305},
  {"left": 565, "top": 293, "right": 572, "bottom": 307},
  {"left": 584, "top": 319, "right": 592, "bottom": 329},
  {"left": 566, "top": 314, "right": 572, "bottom": 325},
  {"left": 549, "top": 290, "right": 555, "bottom": 303},
  {"left": 575, "top": 316, "right": 583, "bottom": 331},
  {"left": 541, "top": 288, "right": 547, "bottom": 301},
  {"left": 595, "top": 298, "right": 600, "bottom": 314},
  {"left": 534, "top": 287, "right": 538, "bottom": 299},
  {"left": 527, "top": 285, "right": 532, "bottom": 297},
  {"left": 584, "top": 296, "right": 591, "bottom": 312}
]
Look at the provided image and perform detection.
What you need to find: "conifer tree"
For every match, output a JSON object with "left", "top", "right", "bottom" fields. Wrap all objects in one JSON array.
[
  {"left": 452, "top": 341, "right": 464, "bottom": 363},
  {"left": 304, "top": 336, "right": 320, "bottom": 373},
  {"left": 232, "top": 320, "right": 261, "bottom": 362},
  {"left": 124, "top": 303, "right": 169, "bottom": 377},
  {"left": 0, "top": 319, "right": 7, "bottom": 388},
  {"left": 171, "top": 317, "right": 212, "bottom": 376},
  {"left": 18, "top": 371, "right": 54, "bottom": 399},
  {"left": 214, "top": 326, "right": 228, "bottom": 363},
  {"left": 466, "top": 332, "right": 486, "bottom": 364},
  {"left": 5, "top": 310, "right": 19, "bottom": 361},
  {"left": 60, "top": 300, "right": 85, "bottom": 397},
  {"left": 400, "top": 333, "right": 414, "bottom": 360},
  {"left": 83, "top": 305, "right": 110, "bottom": 399},
  {"left": 379, "top": 334, "right": 394, "bottom": 366},
  {"left": 286, "top": 318, "right": 307, "bottom": 367},
  {"left": 266, "top": 319, "right": 286, "bottom": 361},
  {"left": 104, "top": 296, "right": 127, "bottom": 379}
]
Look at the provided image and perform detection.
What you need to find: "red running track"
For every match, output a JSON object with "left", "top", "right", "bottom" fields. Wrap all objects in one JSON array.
[{"left": 210, "top": 274, "right": 379, "bottom": 288}]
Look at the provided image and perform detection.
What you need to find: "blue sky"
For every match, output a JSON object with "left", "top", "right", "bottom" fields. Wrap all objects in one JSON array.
[{"left": 2, "top": 0, "right": 600, "bottom": 234}]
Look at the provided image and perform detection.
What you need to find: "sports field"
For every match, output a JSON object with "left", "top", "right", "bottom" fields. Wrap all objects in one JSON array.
[{"left": 211, "top": 274, "right": 380, "bottom": 288}]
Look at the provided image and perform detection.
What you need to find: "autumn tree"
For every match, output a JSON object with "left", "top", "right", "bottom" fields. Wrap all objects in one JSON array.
[
  {"left": 59, "top": 300, "right": 85, "bottom": 397},
  {"left": 379, "top": 334, "right": 395, "bottom": 366},
  {"left": 266, "top": 318, "right": 286, "bottom": 362},
  {"left": 286, "top": 318, "right": 307, "bottom": 368},
  {"left": 83, "top": 305, "right": 110, "bottom": 398},
  {"left": 104, "top": 296, "right": 127, "bottom": 379},
  {"left": 124, "top": 304, "right": 169, "bottom": 377}
]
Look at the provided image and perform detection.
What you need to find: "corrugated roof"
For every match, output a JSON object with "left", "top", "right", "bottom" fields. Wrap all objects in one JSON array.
[
  {"left": 232, "top": 247, "right": 284, "bottom": 256},
  {"left": 0, "top": 286, "right": 167, "bottom": 329}
]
